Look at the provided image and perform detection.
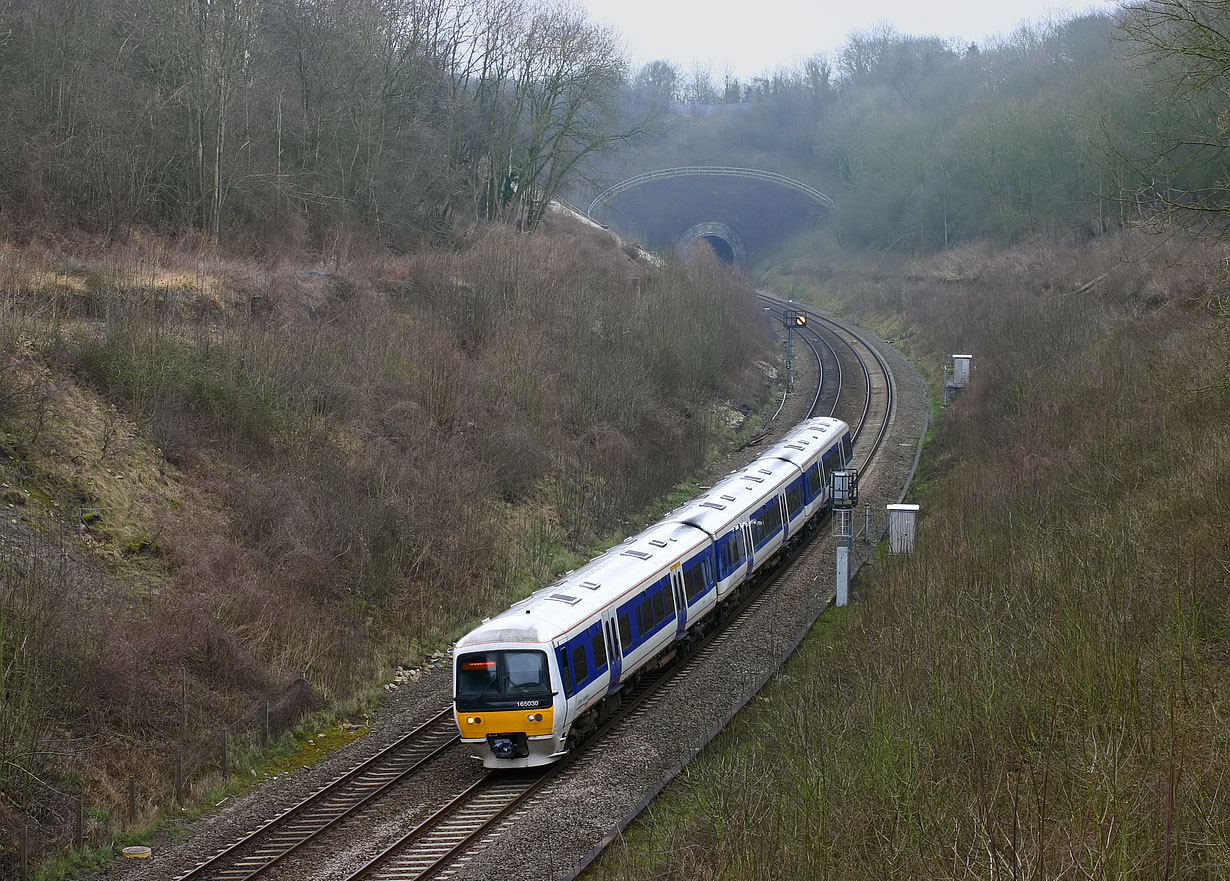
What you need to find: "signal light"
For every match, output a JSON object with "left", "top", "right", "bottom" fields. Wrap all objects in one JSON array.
[
  {"left": 466, "top": 716, "right": 482, "bottom": 724},
  {"left": 527, "top": 713, "right": 543, "bottom": 722}
]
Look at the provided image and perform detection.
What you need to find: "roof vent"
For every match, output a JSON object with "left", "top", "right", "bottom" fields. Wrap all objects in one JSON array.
[
  {"left": 621, "top": 549, "right": 652, "bottom": 560},
  {"left": 744, "top": 475, "right": 764, "bottom": 483},
  {"left": 701, "top": 501, "right": 726, "bottom": 510},
  {"left": 580, "top": 580, "right": 601, "bottom": 590},
  {"left": 548, "top": 593, "right": 582, "bottom": 605},
  {"left": 721, "top": 494, "right": 736, "bottom": 501},
  {"left": 648, "top": 539, "right": 668, "bottom": 548}
]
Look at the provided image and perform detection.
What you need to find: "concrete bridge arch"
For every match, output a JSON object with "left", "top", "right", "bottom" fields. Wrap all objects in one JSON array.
[{"left": 586, "top": 166, "right": 835, "bottom": 266}]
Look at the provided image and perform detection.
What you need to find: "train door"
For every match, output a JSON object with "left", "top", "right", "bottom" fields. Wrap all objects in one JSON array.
[
  {"left": 604, "top": 618, "right": 622, "bottom": 689},
  {"left": 671, "top": 568, "right": 687, "bottom": 636}
]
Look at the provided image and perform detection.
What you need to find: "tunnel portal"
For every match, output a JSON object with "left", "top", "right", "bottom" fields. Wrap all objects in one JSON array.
[
  {"left": 587, "top": 167, "right": 835, "bottom": 266},
  {"left": 678, "top": 221, "right": 745, "bottom": 264}
]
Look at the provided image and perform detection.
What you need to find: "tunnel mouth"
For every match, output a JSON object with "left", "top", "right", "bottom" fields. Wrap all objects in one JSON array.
[
  {"left": 678, "top": 221, "right": 747, "bottom": 266},
  {"left": 700, "top": 235, "right": 735, "bottom": 263}
]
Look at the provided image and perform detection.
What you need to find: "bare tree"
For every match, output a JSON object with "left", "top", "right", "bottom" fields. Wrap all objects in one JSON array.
[{"left": 1118, "top": 0, "right": 1230, "bottom": 222}]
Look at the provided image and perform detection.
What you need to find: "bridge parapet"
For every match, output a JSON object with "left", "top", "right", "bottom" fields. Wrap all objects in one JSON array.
[{"left": 588, "top": 166, "right": 837, "bottom": 216}]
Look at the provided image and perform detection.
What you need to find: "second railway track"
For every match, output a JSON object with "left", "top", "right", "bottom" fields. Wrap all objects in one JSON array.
[
  {"left": 176, "top": 711, "right": 460, "bottom": 881},
  {"left": 339, "top": 298, "right": 901, "bottom": 881},
  {"left": 164, "top": 297, "right": 907, "bottom": 881}
]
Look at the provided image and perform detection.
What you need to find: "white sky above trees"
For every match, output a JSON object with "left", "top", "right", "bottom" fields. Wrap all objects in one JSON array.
[{"left": 575, "top": 0, "right": 1118, "bottom": 79}]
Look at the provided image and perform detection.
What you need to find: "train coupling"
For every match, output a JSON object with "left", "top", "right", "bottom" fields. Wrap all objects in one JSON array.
[{"left": 487, "top": 732, "right": 529, "bottom": 759}]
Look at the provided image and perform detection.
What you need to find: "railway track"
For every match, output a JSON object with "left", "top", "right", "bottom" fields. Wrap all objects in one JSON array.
[
  {"left": 174, "top": 710, "right": 459, "bottom": 881},
  {"left": 757, "top": 291, "right": 896, "bottom": 470},
  {"left": 339, "top": 299, "right": 899, "bottom": 881},
  {"left": 173, "top": 299, "right": 899, "bottom": 881},
  {"left": 343, "top": 500, "right": 835, "bottom": 881}
]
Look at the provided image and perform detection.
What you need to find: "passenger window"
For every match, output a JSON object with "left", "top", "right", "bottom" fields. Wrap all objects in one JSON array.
[
  {"left": 619, "top": 613, "right": 632, "bottom": 648},
  {"left": 663, "top": 584, "right": 675, "bottom": 614},
  {"left": 571, "top": 645, "right": 588, "bottom": 684},
  {"left": 560, "top": 650, "right": 572, "bottom": 696},
  {"left": 640, "top": 600, "right": 652, "bottom": 631},
  {"left": 650, "top": 592, "right": 663, "bottom": 623},
  {"left": 689, "top": 565, "right": 703, "bottom": 596},
  {"left": 592, "top": 629, "right": 607, "bottom": 669},
  {"left": 765, "top": 503, "right": 782, "bottom": 533}
]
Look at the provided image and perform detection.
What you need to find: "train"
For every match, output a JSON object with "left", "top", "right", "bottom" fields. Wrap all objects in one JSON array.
[{"left": 452, "top": 415, "right": 853, "bottom": 768}]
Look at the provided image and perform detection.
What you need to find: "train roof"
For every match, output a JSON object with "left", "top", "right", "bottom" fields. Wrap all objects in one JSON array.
[
  {"left": 455, "top": 520, "right": 709, "bottom": 650},
  {"left": 455, "top": 417, "right": 852, "bottom": 652},
  {"left": 664, "top": 418, "right": 847, "bottom": 536},
  {"left": 666, "top": 458, "right": 796, "bottom": 535},
  {"left": 756, "top": 417, "right": 849, "bottom": 468}
]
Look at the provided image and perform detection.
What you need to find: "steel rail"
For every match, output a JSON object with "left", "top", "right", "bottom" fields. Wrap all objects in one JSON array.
[
  {"left": 271, "top": 307, "right": 877, "bottom": 881},
  {"left": 754, "top": 293, "right": 842, "bottom": 423},
  {"left": 548, "top": 298, "right": 899, "bottom": 881},
  {"left": 758, "top": 292, "right": 895, "bottom": 472},
  {"left": 343, "top": 498, "right": 837, "bottom": 881},
  {"left": 174, "top": 709, "right": 459, "bottom": 881},
  {"left": 766, "top": 307, "right": 825, "bottom": 424},
  {"left": 810, "top": 313, "right": 894, "bottom": 470},
  {"left": 802, "top": 319, "right": 841, "bottom": 419}
]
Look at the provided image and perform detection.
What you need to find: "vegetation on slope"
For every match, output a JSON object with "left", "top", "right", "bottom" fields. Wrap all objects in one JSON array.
[
  {"left": 0, "top": 219, "right": 772, "bottom": 872},
  {"left": 589, "top": 231, "right": 1230, "bottom": 879}
]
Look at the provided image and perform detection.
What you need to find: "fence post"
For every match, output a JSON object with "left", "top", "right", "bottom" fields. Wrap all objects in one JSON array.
[
  {"left": 128, "top": 776, "right": 136, "bottom": 826},
  {"left": 221, "top": 729, "right": 229, "bottom": 779},
  {"left": 175, "top": 753, "right": 184, "bottom": 805},
  {"left": 75, "top": 798, "right": 84, "bottom": 850},
  {"left": 264, "top": 699, "right": 270, "bottom": 745},
  {"left": 20, "top": 823, "right": 28, "bottom": 879}
]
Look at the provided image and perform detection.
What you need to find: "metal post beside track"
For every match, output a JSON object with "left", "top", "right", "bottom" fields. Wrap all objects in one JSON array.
[
  {"left": 835, "top": 535, "right": 850, "bottom": 606},
  {"left": 831, "top": 469, "right": 858, "bottom": 607}
]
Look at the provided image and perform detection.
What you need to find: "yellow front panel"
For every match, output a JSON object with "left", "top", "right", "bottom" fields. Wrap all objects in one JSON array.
[{"left": 455, "top": 706, "right": 555, "bottom": 738}]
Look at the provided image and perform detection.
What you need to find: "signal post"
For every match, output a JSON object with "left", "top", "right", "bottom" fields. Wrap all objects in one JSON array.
[{"left": 830, "top": 468, "right": 858, "bottom": 606}]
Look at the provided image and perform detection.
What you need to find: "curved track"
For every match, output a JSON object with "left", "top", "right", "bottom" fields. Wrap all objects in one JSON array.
[
  {"left": 176, "top": 298, "right": 899, "bottom": 881},
  {"left": 343, "top": 501, "right": 836, "bottom": 881},
  {"left": 340, "top": 297, "right": 898, "bottom": 881},
  {"left": 757, "top": 291, "right": 896, "bottom": 472}
]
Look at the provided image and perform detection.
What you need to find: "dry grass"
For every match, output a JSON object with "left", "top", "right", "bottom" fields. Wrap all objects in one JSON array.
[
  {"left": 0, "top": 220, "right": 773, "bottom": 871},
  {"left": 590, "top": 228, "right": 1230, "bottom": 881}
]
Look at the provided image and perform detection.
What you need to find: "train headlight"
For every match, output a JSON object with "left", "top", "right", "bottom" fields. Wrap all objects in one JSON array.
[
  {"left": 527, "top": 713, "right": 543, "bottom": 722},
  {"left": 466, "top": 716, "right": 482, "bottom": 725}
]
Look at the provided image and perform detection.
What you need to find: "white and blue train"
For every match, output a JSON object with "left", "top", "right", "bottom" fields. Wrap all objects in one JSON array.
[{"left": 452, "top": 416, "right": 853, "bottom": 768}]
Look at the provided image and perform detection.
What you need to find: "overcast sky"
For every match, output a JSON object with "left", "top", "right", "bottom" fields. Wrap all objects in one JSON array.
[{"left": 575, "top": 0, "right": 1118, "bottom": 79}]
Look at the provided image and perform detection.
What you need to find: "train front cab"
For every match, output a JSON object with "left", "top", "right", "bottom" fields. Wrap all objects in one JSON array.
[{"left": 454, "top": 645, "right": 565, "bottom": 768}]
